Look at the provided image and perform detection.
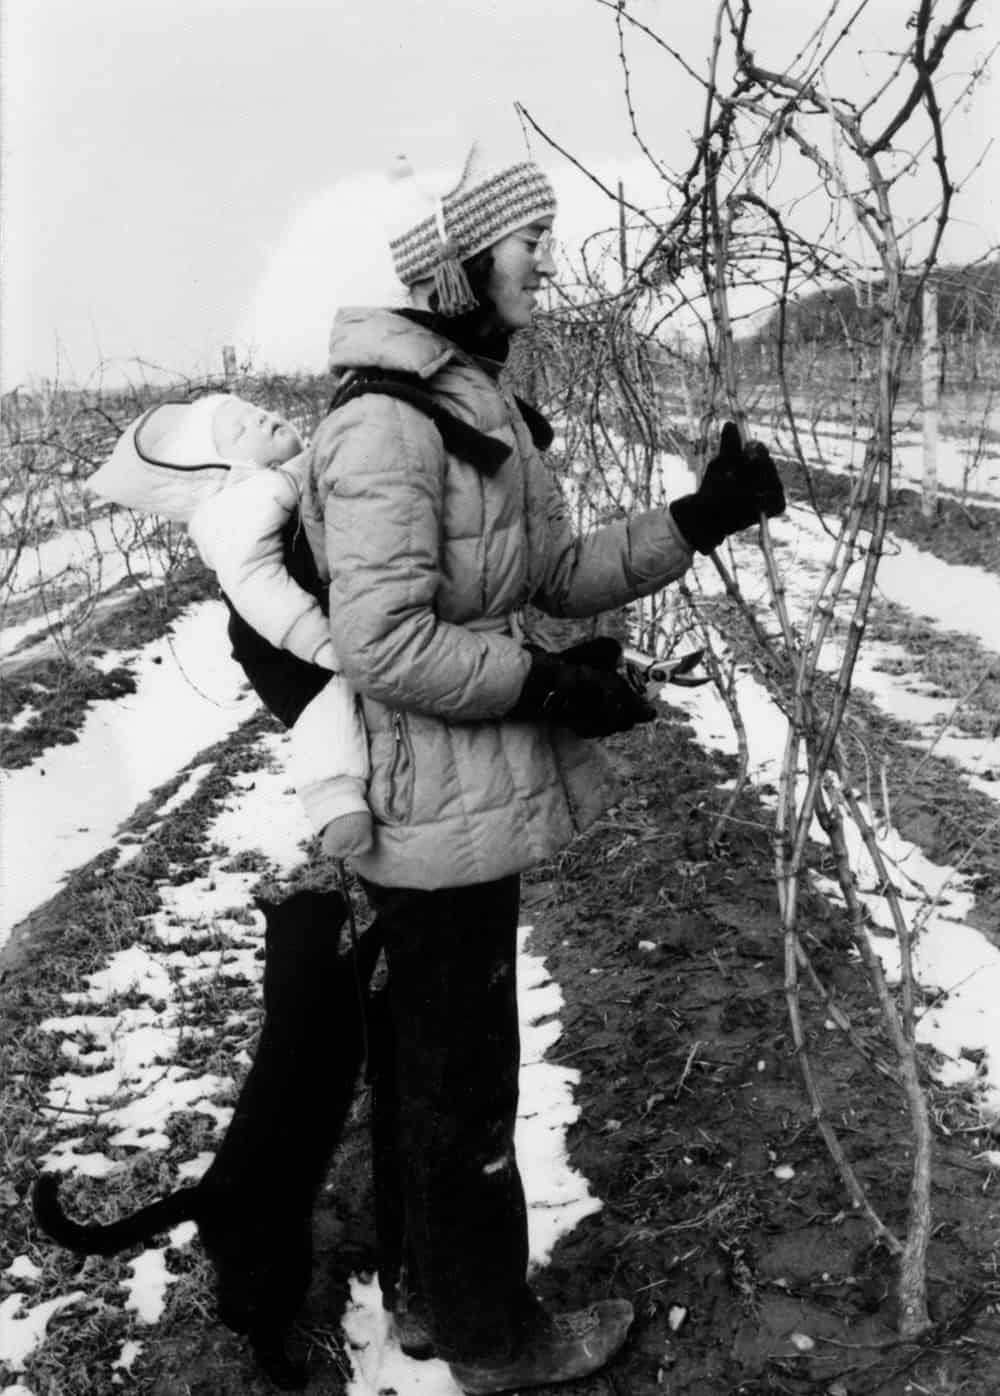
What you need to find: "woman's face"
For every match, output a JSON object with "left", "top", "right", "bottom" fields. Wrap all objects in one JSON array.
[
  {"left": 212, "top": 398, "right": 302, "bottom": 466},
  {"left": 484, "top": 219, "right": 556, "bottom": 332}
]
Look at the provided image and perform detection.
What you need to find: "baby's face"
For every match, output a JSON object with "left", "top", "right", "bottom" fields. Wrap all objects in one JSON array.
[{"left": 213, "top": 398, "right": 302, "bottom": 467}]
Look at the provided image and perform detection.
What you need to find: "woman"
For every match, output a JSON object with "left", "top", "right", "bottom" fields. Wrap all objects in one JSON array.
[{"left": 249, "top": 142, "right": 784, "bottom": 1393}]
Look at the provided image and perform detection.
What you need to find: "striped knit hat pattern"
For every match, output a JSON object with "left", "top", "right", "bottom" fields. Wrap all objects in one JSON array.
[{"left": 388, "top": 142, "right": 557, "bottom": 314}]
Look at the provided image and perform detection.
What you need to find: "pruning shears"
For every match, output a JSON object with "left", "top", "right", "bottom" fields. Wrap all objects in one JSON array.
[{"left": 621, "top": 645, "right": 710, "bottom": 693}]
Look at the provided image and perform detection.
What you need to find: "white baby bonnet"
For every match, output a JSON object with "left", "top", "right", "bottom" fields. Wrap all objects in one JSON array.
[{"left": 87, "top": 394, "right": 235, "bottom": 523}]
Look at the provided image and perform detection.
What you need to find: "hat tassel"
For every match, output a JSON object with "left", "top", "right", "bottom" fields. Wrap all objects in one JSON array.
[{"left": 433, "top": 237, "right": 478, "bottom": 316}]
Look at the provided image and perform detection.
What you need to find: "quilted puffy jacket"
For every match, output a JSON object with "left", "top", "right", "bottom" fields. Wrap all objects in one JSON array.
[{"left": 308, "top": 307, "right": 693, "bottom": 888}]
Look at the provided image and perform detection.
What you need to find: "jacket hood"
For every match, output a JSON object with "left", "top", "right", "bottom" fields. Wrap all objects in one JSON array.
[{"left": 327, "top": 307, "right": 461, "bottom": 379}]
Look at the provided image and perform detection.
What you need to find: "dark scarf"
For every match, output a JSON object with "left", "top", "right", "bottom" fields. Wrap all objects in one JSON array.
[
  {"left": 396, "top": 307, "right": 511, "bottom": 373},
  {"left": 393, "top": 307, "right": 552, "bottom": 451}
]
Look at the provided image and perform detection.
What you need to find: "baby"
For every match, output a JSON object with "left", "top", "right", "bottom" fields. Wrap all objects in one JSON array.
[{"left": 87, "top": 393, "right": 373, "bottom": 858}]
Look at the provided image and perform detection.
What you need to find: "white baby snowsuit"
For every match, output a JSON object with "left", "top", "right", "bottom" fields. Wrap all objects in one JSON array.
[{"left": 87, "top": 398, "right": 370, "bottom": 848}]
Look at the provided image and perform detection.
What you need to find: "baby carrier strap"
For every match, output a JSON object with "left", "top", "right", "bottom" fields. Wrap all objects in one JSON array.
[
  {"left": 226, "top": 372, "right": 554, "bottom": 728},
  {"left": 510, "top": 394, "right": 554, "bottom": 452},
  {"left": 329, "top": 369, "right": 552, "bottom": 475},
  {"left": 223, "top": 519, "right": 329, "bottom": 729}
]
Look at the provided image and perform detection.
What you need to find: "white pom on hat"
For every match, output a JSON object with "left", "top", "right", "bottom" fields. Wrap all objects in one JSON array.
[
  {"left": 387, "top": 139, "right": 557, "bottom": 311},
  {"left": 388, "top": 154, "right": 415, "bottom": 182}
]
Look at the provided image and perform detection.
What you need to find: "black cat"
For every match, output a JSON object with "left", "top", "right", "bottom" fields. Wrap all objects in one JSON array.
[{"left": 33, "top": 887, "right": 381, "bottom": 1391}]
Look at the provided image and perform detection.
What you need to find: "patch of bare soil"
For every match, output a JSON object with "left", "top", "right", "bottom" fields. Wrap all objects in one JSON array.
[
  {"left": 5, "top": 702, "right": 1000, "bottom": 1394},
  {"left": 264, "top": 716, "right": 1000, "bottom": 1394},
  {"left": 505, "top": 716, "right": 1000, "bottom": 1395},
  {"left": 782, "top": 457, "right": 1000, "bottom": 574},
  {"left": 4, "top": 585, "right": 999, "bottom": 1394},
  {"left": 299, "top": 710, "right": 1000, "bottom": 1396}
]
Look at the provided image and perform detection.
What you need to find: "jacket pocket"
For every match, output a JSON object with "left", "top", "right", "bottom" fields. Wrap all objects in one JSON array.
[{"left": 382, "top": 710, "right": 415, "bottom": 825}]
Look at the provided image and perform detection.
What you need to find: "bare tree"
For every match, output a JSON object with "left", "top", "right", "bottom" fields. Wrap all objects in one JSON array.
[
  {"left": 519, "top": 0, "right": 994, "bottom": 1340},
  {"left": 1, "top": 358, "right": 333, "bottom": 679}
]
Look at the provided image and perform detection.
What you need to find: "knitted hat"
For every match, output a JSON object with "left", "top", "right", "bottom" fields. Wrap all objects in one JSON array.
[
  {"left": 388, "top": 142, "right": 557, "bottom": 314},
  {"left": 87, "top": 394, "right": 236, "bottom": 522}
]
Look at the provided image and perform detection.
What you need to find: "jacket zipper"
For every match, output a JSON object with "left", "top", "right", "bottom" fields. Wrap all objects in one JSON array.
[{"left": 386, "top": 710, "right": 415, "bottom": 824}]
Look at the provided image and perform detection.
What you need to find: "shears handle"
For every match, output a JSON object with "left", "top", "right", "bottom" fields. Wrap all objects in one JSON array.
[{"left": 621, "top": 646, "right": 710, "bottom": 689}]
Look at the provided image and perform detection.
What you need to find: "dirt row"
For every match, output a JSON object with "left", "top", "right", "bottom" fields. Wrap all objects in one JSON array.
[{"left": 3, "top": 692, "right": 1000, "bottom": 1392}]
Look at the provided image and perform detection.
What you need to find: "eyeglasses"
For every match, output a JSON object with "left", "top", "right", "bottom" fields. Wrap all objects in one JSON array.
[{"left": 520, "top": 229, "right": 555, "bottom": 262}]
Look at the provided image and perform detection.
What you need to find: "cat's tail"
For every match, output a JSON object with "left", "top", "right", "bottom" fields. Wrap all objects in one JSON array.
[{"left": 32, "top": 1174, "right": 200, "bottom": 1256}]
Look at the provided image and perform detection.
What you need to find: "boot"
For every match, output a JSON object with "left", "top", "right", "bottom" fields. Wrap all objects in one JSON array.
[
  {"left": 381, "top": 1263, "right": 435, "bottom": 1361},
  {"left": 391, "top": 1296, "right": 435, "bottom": 1361},
  {"left": 448, "top": 1298, "right": 634, "bottom": 1394}
]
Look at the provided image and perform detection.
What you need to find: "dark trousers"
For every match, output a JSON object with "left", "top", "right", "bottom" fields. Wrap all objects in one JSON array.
[{"left": 362, "top": 874, "right": 535, "bottom": 1361}]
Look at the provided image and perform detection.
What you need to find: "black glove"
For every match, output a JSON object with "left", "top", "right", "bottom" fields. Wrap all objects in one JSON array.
[
  {"left": 551, "top": 636, "right": 624, "bottom": 672},
  {"left": 670, "top": 421, "right": 785, "bottom": 554},
  {"left": 507, "top": 644, "right": 656, "bottom": 738}
]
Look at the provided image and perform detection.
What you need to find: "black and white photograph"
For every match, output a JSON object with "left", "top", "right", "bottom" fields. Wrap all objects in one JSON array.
[{"left": 2, "top": 3, "right": 999, "bottom": 1393}]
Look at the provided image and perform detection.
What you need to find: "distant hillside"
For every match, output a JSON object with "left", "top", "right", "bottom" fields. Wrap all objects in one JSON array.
[{"left": 753, "top": 258, "right": 1000, "bottom": 347}]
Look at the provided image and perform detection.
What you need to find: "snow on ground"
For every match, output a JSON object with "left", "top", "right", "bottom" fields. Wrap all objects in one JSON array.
[
  {"left": 0, "top": 600, "right": 258, "bottom": 942},
  {"left": 2, "top": 459, "right": 999, "bottom": 1385},
  {"left": 685, "top": 659, "right": 1000, "bottom": 1118},
  {"left": 672, "top": 500, "right": 1000, "bottom": 1113},
  {"left": 692, "top": 503, "right": 1000, "bottom": 802},
  {"left": 1, "top": 665, "right": 600, "bottom": 1385},
  {"left": 802, "top": 505, "right": 1000, "bottom": 655},
  {"left": 1, "top": 728, "right": 315, "bottom": 1376},
  {"left": 789, "top": 507, "right": 998, "bottom": 788},
  {"left": 0, "top": 510, "right": 170, "bottom": 658},
  {"left": 0, "top": 1293, "right": 88, "bottom": 1378},
  {"left": 770, "top": 414, "right": 1000, "bottom": 510},
  {"left": 679, "top": 549, "right": 1000, "bottom": 1119}
]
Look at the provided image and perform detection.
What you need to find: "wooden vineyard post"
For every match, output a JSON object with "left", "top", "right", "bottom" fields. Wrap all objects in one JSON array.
[
  {"left": 618, "top": 179, "right": 628, "bottom": 276},
  {"left": 921, "top": 281, "right": 939, "bottom": 519}
]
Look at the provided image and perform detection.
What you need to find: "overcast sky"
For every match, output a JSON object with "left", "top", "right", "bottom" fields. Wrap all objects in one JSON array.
[{"left": 2, "top": 0, "right": 997, "bottom": 389}]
